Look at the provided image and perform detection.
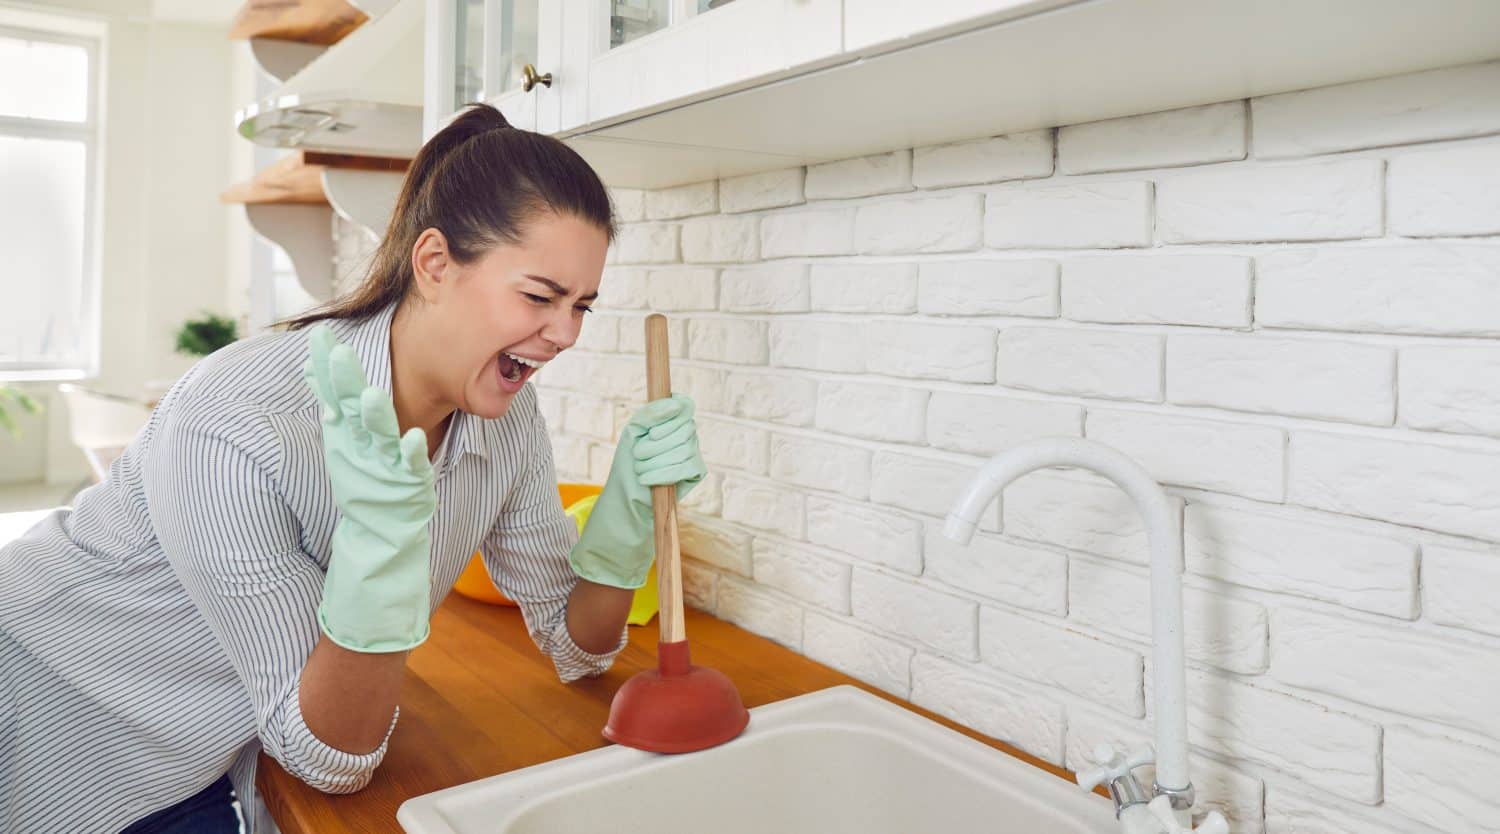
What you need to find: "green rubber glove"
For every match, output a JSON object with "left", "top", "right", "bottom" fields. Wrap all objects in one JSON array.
[
  {"left": 303, "top": 325, "right": 436, "bottom": 653},
  {"left": 568, "top": 394, "right": 706, "bottom": 589}
]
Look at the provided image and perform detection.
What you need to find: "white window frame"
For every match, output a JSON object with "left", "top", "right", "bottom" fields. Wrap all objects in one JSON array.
[{"left": 0, "top": 20, "right": 104, "bottom": 382}]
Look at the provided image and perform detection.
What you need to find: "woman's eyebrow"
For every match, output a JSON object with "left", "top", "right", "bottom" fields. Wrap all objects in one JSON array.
[{"left": 524, "top": 273, "right": 599, "bottom": 302}]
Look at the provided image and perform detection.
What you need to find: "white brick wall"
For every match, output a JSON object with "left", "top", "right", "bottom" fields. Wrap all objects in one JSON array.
[{"left": 532, "top": 62, "right": 1500, "bottom": 834}]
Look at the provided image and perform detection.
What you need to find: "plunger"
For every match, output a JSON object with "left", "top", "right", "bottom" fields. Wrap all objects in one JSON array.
[{"left": 602, "top": 313, "right": 751, "bottom": 753}]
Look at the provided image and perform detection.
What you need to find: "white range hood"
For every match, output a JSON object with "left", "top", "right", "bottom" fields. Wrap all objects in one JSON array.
[{"left": 236, "top": 0, "right": 423, "bottom": 158}]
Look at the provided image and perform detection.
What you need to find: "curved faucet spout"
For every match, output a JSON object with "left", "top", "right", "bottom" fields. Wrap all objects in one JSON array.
[{"left": 943, "top": 438, "right": 1190, "bottom": 795}]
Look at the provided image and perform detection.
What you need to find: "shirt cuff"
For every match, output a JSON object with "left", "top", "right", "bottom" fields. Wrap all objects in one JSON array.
[
  {"left": 548, "top": 620, "right": 629, "bottom": 683},
  {"left": 279, "top": 689, "right": 399, "bottom": 794}
]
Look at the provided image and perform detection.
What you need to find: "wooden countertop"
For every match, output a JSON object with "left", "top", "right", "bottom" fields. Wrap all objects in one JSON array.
[{"left": 259, "top": 594, "right": 1086, "bottom": 833}]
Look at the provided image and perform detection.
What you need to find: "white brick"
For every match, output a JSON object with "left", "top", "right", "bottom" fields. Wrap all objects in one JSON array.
[
  {"left": 815, "top": 381, "right": 928, "bottom": 444},
  {"left": 768, "top": 434, "right": 872, "bottom": 499},
  {"left": 686, "top": 318, "right": 768, "bottom": 364},
  {"left": 587, "top": 442, "right": 613, "bottom": 483},
  {"left": 1157, "top": 159, "right": 1382, "bottom": 243},
  {"left": 590, "top": 354, "right": 649, "bottom": 400},
  {"left": 646, "top": 267, "right": 717, "bottom": 311},
  {"left": 1185, "top": 504, "right": 1418, "bottom": 618},
  {"left": 645, "top": 180, "right": 717, "bottom": 219},
  {"left": 986, "top": 181, "right": 1153, "bottom": 249},
  {"left": 1400, "top": 345, "right": 1500, "bottom": 437},
  {"left": 550, "top": 435, "right": 591, "bottom": 479},
  {"left": 1072, "top": 559, "right": 1268, "bottom": 674},
  {"left": 1288, "top": 431, "right": 1500, "bottom": 540},
  {"left": 666, "top": 364, "right": 726, "bottom": 413},
  {"left": 597, "top": 266, "right": 650, "bottom": 310},
  {"left": 535, "top": 388, "right": 563, "bottom": 429},
  {"left": 1253, "top": 61, "right": 1500, "bottom": 158},
  {"left": 1273, "top": 606, "right": 1500, "bottom": 741},
  {"left": 718, "top": 263, "right": 808, "bottom": 313},
  {"left": 724, "top": 370, "right": 816, "bottom": 426},
  {"left": 721, "top": 475, "right": 804, "bottom": 539},
  {"left": 561, "top": 393, "right": 613, "bottom": 440},
  {"left": 1187, "top": 668, "right": 1381, "bottom": 803},
  {"left": 609, "top": 222, "right": 680, "bottom": 264},
  {"left": 760, "top": 208, "right": 855, "bottom": 257},
  {"left": 926, "top": 393, "right": 1082, "bottom": 457},
  {"left": 610, "top": 188, "right": 645, "bottom": 222},
  {"left": 865, "top": 321, "right": 995, "bottom": 383},
  {"left": 752, "top": 539, "right": 852, "bottom": 613},
  {"left": 1088, "top": 410, "right": 1285, "bottom": 501},
  {"left": 1386, "top": 724, "right": 1500, "bottom": 833},
  {"left": 1389, "top": 142, "right": 1500, "bottom": 237},
  {"left": 910, "top": 654, "right": 1065, "bottom": 764},
  {"left": 680, "top": 560, "right": 717, "bottom": 611},
  {"left": 679, "top": 469, "right": 723, "bottom": 516},
  {"left": 680, "top": 214, "right": 760, "bottom": 263},
  {"left": 806, "top": 494, "right": 922, "bottom": 574},
  {"left": 1168, "top": 334, "right": 1395, "bottom": 426},
  {"left": 807, "top": 262, "right": 918, "bottom": 314},
  {"left": 1265, "top": 786, "right": 1427, "bottom": 834},
  {"left": 871, "top": 451, "right": 990, "bottom": 521},
  {"left": 917, "top": 259, "right": 1059, "bottom": 317},
  {"left": 1063, "top": 255, "right": 1252, "bottom": 327},
  {"left": 1003, "top": 471, "right": 1183, "bottom": 567},
  {"left": 803, "top": 611, "right": 913, "bottom": 696},
  {"left": 1257, "top": 245, "right": 1500, "bottom": 337},
  {"left": 854, "top": 192, "right": 984, "bottom": 254},
  {"left": 980, "top": 607, "right": 1143, "bottom": 715},
  {"left": 911, "top": 129, "right": 1053, "bottom": 189},
  {"left": 851, "top": 569, "right": 976, "bottom": 658},
  {"left": 996, "top": 328, "right": 1162, "bottom": 402},
  {"left": 805, "top": 150, "right": 912, "bottom": 199},
  {"left": 768, "top": 319, "right": 866, "bottom": 373},
  {"left": 1059, "top": 101, "right": 1246, "bottom": 174},
  {"left": 615, "top": 311, "right": 687, "bottom": 358},
  {"left": 1424, "top": 545, "right": 1500, "bottom": 638},
  {"left": 717, "top": 576, "right": 803, "bottom": 650},
  {"left": 678, "top": 513, "right": 752, "bottom": 576},
  {"left": 1066, "top": 711, "right": 1266, "bottom": 833},
  {"left": 923, "top": 527, "right": 1066, "bottom": 616},
  {"left": 695, "top": 415, "right": 768, "bottom": 475},
  {"left": 718, "top": 167, "right": 805, "bottom": 214}
]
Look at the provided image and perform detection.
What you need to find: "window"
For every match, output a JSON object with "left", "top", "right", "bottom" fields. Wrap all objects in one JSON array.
[{"left": 0, "top": 22, "right": 101, "bottom": 381}]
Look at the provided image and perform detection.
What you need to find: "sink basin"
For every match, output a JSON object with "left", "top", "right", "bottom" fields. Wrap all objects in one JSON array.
[{"left": 397, "top": 684, "right": 1118, "bottom": 834}]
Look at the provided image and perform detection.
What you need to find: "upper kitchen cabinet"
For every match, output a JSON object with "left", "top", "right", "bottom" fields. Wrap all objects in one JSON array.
[{"left": 426, "top": 0, "right": 555, "bottom": 134}]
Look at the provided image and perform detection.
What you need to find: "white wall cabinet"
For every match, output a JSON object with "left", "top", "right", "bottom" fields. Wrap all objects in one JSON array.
[{"left": 423, "top": 0, "right": 1500, "bottom": 189}]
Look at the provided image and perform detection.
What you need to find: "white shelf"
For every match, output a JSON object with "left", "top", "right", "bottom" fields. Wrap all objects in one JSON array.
[{"left": 562, "top": 0, "right": 1500, "bottom": 189}]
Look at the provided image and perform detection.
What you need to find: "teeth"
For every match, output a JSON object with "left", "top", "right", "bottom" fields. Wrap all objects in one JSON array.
[{"left": 504, "top": 352, "right": 547, "bottom": 369}]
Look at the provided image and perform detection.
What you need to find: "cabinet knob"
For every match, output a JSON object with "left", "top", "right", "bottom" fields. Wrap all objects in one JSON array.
[{"left": 522, "top": 64, "right": 553, "bottom": 92}]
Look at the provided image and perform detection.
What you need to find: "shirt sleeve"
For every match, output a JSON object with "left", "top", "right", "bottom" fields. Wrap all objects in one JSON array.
[
  {"left": 479, "top": 402, "right": 628, "bottom": 682},
  {"left": 142, "top": 401, "right": 395, "bottom": 794}
]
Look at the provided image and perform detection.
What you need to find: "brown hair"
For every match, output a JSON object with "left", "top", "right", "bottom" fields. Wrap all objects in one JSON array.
[{"left": 284, "top": 104, "right": 617, "bottom": 329}]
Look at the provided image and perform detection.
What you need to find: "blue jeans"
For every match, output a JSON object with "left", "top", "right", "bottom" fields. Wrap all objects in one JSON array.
[{"left": 119, "top": 775, "right": 240, "bottom": 834}]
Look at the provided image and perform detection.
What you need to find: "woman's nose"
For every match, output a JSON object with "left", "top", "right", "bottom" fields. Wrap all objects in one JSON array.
[{"left": 540, "top": 306, "right": 580, "bottom": 352}]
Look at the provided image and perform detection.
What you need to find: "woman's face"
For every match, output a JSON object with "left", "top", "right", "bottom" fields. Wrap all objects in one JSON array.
[{"left": 423, "top": 212, "right": 608, "bottom": 420}]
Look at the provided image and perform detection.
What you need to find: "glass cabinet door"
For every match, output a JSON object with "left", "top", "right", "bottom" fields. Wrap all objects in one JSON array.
[
  {"left": 453, "top": 0, "right": 484, "bottom": 104},
  {"left": 608, "top": 0, "right": 738, "bottom": 49},
  {"left": 448, "top": 0, "right": 539, "bottom": 106}
]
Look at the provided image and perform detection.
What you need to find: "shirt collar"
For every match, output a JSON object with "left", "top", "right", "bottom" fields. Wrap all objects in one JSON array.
[{"left": 328, "top": 302, "right": 490, "bottom": 462}]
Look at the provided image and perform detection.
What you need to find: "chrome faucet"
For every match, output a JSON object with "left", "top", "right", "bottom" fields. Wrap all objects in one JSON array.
[{"left": 943, "top": 439, "right": 1229, "bottom": 834}]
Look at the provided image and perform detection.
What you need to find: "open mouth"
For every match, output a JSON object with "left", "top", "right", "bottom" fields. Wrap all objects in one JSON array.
[{"left": 497, "top": 351, "right": 547, "bottom": 389}]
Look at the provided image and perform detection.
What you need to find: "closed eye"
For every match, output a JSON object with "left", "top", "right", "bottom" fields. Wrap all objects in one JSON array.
[{"left": 523, "top": 292, "right": 550, "bottom": 305}]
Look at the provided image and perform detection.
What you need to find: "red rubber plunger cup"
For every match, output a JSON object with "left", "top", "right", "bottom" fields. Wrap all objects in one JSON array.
[{"left": 602, "top": 314, "right": 750, "bottom": 753}]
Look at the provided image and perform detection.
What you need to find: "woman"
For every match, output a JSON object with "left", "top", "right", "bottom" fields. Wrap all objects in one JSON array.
[{"left": 0, "top": 103, "right": 703, "bottom": 833}]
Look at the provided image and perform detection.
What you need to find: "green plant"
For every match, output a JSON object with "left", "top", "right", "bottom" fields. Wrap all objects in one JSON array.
[
  {"left": 174, "top": 312, "right": 239, "bottom": 358},
  {"left": 0, "top": 384, "right": 41, "bottom": 438}
]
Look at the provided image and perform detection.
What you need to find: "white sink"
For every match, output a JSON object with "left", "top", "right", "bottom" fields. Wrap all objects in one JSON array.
[{"left": 397, "top": 685, "right": 1118, "bottom": 834}]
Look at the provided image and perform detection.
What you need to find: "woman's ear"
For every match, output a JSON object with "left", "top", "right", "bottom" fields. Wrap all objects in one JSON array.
[{"left": 410, "top": 228, "right": 451, "bottom": 303}]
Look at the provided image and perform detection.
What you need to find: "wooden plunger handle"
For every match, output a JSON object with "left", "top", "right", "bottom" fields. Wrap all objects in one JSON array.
[{"left": 644, "top": 314, "right": 686, "bottom": 644}]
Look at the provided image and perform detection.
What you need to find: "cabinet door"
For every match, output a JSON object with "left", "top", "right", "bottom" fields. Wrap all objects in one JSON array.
[
  {"left": 482, "top": 0, "right": 542, "bottom": 131},
  {"left": 577, "top": 0, "right": 843, "bottom": 128},
  {"left": 424, "top": 0, "right": 544, "bottom": 134}
]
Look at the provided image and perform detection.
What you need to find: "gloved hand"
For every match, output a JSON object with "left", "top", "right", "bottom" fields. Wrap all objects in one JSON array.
[
  {"left": 303, "top": 325, "right": 436, "bottom": 653},
  {"left": 568, "top": 394, "right": 705, "bottom": 589}
]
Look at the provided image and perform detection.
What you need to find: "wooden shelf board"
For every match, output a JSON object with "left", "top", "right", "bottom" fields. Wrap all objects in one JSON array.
[{"left": 228, "top": 0, "right": 368, "bottom": 46}]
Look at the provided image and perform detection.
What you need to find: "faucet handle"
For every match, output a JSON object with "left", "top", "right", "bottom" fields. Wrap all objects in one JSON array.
[
  {"left": 1146, "top": 795, "right": 1230, "bottom": 833},
  {"left": 1075, "top": 743, "right": 1154, "bottom": 792}
]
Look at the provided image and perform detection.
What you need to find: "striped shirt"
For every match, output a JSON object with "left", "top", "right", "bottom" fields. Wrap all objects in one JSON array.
[{"left": 0, "top": 303, "right": 625, "bottom": 834}]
